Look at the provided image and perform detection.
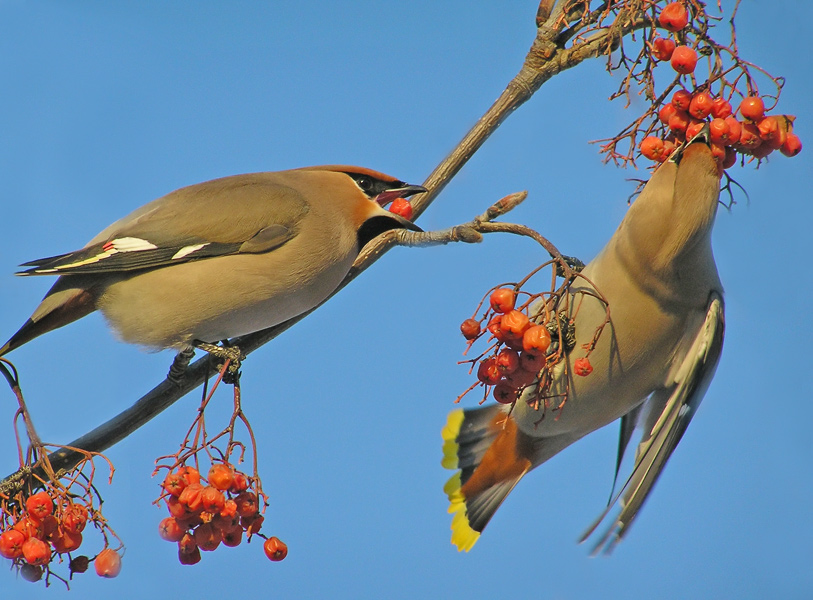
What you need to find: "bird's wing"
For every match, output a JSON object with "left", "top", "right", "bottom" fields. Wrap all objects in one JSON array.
[
  {"left": 609, "top": 401, "right": 646, "bottom": 502},
  {"left": 18, "top": 174, "right": 310, "bottom": 276},
  {"left": 581, "top": 291, "right": 724, "bottom": 552}
]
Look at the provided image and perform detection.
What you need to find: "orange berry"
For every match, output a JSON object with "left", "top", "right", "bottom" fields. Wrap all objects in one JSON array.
[
  {"left": 13, "top": 518, "right": 42, "bottom": 541},
  {"left": 178, "top": 466, "right": 201, "bottom": 486},
  {"left": 710, "top": 141, "right": 727, "bottom": 163},
  {"left": 493, "top": 383, "right": 518, "bottom": 404},
  {"left": 708, "top": 118, "right": 730, "bottom": 144},
  {"left": 51, "top": 530, "right": 82, "bottom": 554},
  {"left": 658, "top": 103, "right": 677, "bottom": 124},
  {"left": 573, "top": 357, "right": 594, "bottom": 377},
  {"left": 220, "top": 499, "right": 239, "bottom": 519},
  {"left": 159, "top": 517, "right": 187, "bottom": 543},
  {"left": 162, "top": 472, "right": 187, "bottom": 497},
  {"left": 22, "top": 537, "right": 50, "bottom": 566},
  {"left": 522, "top": 325, "right": 551, "bottom": 353},
  {"left": 0, "top": 529, "right": 26, "bottom": 559},
  {"left": 389, "top": 198, "right": 413, "bottom": 220},
  {"left": 495, "top": 348, "right": 520, "bottom": 374},
  {"left": 688, "top": 92, "right": 713, "bottom": 119},
  {"left": 263, "top": 537, "right": 288, "bottom": 562},
  {"left": 230, "top": 472, "right": 250, "bottom": 494},
  {"left": 658, "top": 2, "right": 688, "bottom": 32},
  {"left": 710, "top": 97, "right": 732, "bottom": 119},
  {"left": 781, "top": 133, "right": 802, "bottom": 157},
  {"left": 503, "top": 367, "right": 536, "bottom": 388},
  {"left": 651, "top": 37, "right": 676, "bottom": 61},
  {"left": 201, "top": 486, "right": 227, "bottom": 514},
  {"left": 640, "top": 136, "right": 666, "bottom": 161},
  {"left": 193, "top": 522, "right": 220, "bottom": 552},
  {"left": 757, "top": 116, "right": 787, "bottom": 150},
  {"left": 723, "top": 117, "right": 742, "bottom": 143},
  {"left": 739, "top": 96, "right": 765, "bottom": 120},
  {"left": 221, "top": 525, "right": 243, "bottom": 547},
  {"left": 668, "top": 110, "right": 690, "bottom": 136},
  {"left": 25, "top": 491, "right": 54, "bottom": 523},
  {"left": 737, "top": 122, "right": 762, "bottom": 151},
  {"left": 519, "top": 351, "right": 548, "bottom": 376},
  {"left": 207, "top": 463, "right": 235, "bottom": 492},
  {"left": 460, "top": 318, "right": 480, "bottom": 340},
  {"left": 178, "top": 546, "right": 202, "bottom": 565},
  {"left": 489, "top": 288, "right": 516, "bottom": 313},
  {"left": 671, "top": 89, "right": 692, "bottom": 111},
  {"left": 486, "top": 314, "right": 506, "bottom": 342},
  {"left": 662, "top": 139, "right": 677, "bottom": 159},
  {"left": 500, "top": 310, "right": 530, "bottom": 337},
  {"left": 477, "top": 357, "right": 502, "bottom": 386},
  {"left": 241, "top": 514, "right": 265, "bottom": 536},
  {"left": 178, "top": 483, "right": 205, "bottom": 514},
  {"left": 519, "top": 350, "right": 546, "bottom": 373},
  {"left": 94, "top": 548, "right": 122, "bottom": 578},
  {"left": 686, "top": 119, "right": 705, "bottom": 141},
  {"left": 40, "top": 515, "right": 59, "bottom": 541},
  {"left": 670, "top": 46, "right": 697, "bottom": 74},
  {"left": 62, "top": 504, "right": 89, "bottom": 534},
  {"left": 234, "top": 492, "right": 260, "bottom": 518}
]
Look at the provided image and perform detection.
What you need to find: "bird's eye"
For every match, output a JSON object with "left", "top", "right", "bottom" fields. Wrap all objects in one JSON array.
[{"left": 356, "top": 176, "right": 373, "bottom": 192}]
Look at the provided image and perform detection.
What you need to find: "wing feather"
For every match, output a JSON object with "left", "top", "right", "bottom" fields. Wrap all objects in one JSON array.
[
  {"left": 582, "top": 292, "right": 724, "bottom": 553},
  {"left": 17, "top": 174, "right": 309, "bottom": 276}
]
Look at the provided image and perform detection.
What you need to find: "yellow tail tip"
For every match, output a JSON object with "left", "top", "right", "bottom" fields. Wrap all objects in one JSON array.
[
  {"left": 447, "top": 477, "right": 480, "bottom": 550},
  {"left": 441, "top": 409, "right": 464, "bottom": 470},
  {"left": 450, "top": 504, "right": 480, "bottom": 551}
]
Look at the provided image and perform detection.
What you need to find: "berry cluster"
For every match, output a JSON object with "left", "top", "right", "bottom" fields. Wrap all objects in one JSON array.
[
  {"left": 589, "top": 1, "right": 801, "bottom": 170},
  {"left": 636, "top": 3, "right": 802, "bottom": 168},
  {"left": 459, "top": 287, "right": 593, "bottom": 409},
  {"left": 157, "top": 462, "right": 286, "bottom": 565},
  {"left": 0, "top": 489, "right": 122, "bottom": 584},
  {"left": 641, "top": 88, "right": 800, "bottom": 168}
]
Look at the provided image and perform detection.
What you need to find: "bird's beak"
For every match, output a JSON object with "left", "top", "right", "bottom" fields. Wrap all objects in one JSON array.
[
  {"left": 688, "top": 122, "right": 712, "bottom": 146},
  {"left": 672, "top": 123, "right": 712, "bottom": 164},
  {"left": 387, "top": 213, "right": 423, "bottom": 232},
  {"left": 375, "top": 184, "right": 428, "bottom": 206}
]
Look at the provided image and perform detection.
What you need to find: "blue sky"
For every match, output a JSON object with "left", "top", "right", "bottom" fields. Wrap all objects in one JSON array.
[{"left": 0, "top": 2, "right": 811, "bottom": 598}]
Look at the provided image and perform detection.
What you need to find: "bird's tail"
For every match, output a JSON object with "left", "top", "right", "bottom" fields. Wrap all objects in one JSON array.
[
  {"left": 441, "top": 405, "right": 535, "bottom": 551},
  {"left": 0, "top": 284, "right": 97, "bottom": 357}
]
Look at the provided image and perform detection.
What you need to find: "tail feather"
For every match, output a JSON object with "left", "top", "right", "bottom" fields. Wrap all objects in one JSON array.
[
  {"left": 0, "top": 281, "right": 97, "bottom": 357},
  {"left": 441, "top": 405, "right": 534, "bottom": 551}
]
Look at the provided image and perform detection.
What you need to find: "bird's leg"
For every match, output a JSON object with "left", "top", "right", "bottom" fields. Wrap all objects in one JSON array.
[
  {"left": 192, "top": 340, "right": 244, "bottom": 384},
  {"left": 167, "top": 346, "right": 196, "bottom": 385}
]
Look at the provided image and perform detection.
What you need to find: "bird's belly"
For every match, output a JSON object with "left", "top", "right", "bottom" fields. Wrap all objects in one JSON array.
[{"left": 96, "top": 251, "right": 354, "bottom": 349}]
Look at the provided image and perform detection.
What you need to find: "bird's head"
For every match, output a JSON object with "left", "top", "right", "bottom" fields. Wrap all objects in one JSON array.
[{"left": 304, "top": 165, "right": 426, "bottom": 249}]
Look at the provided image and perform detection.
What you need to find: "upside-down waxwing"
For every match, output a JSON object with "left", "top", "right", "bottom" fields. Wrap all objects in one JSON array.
[
  {"left": 0, "top": 166, "right": 425, "bottom": 356},
  {"left": 442, "top": 130, "right": 724, "bottom": 552}
]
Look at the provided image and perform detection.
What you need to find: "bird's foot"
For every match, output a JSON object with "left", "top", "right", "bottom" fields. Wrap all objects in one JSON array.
[
  {"left": 193, "top": 340, "right": 244, "bottom": 383},
  {"left": 557, "top": 254, "right": 585, "bottom": 276}
]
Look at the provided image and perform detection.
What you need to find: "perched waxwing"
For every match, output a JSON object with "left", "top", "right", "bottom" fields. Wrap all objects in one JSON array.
[
  {"left": 442, "top": 130, "right": 724, "bottom": 552},
  {"left": 0, "top": 166, "right": 425, "bottom": 356}
]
